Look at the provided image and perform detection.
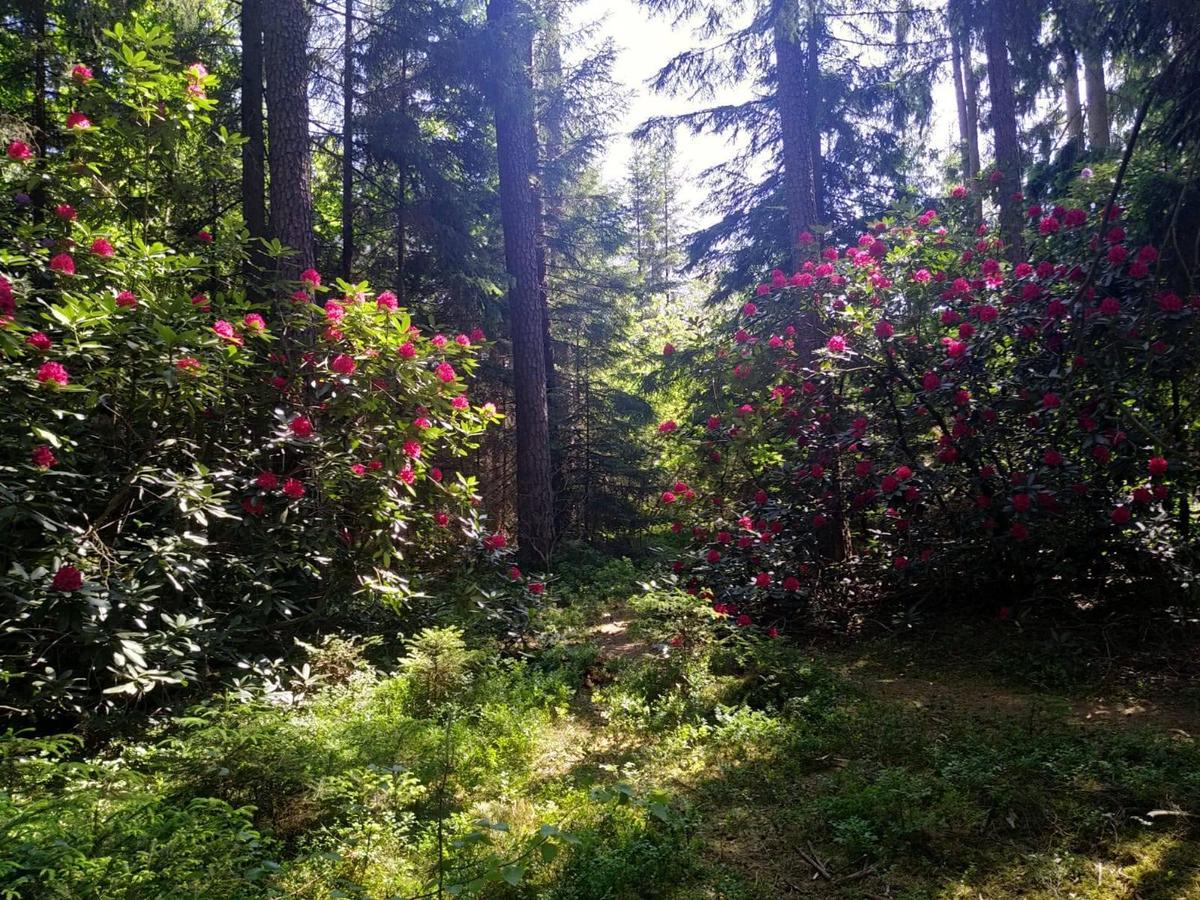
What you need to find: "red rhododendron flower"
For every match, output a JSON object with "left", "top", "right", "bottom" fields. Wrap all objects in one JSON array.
[
  {"left": 71, "top": 63, "right": 93, "bottom": 83},
  {"left": 289, "top": 416, "right": 314, "bottom": 438},
  {"left": 736, "top": 613, "right": 752, "bottom": 626},
  {"left": 65, "top": 111, "right": 91, "bottom": 129},
  {"left": 196, "top": 229, "right": 213, "bottom": 244},
  {"left": 282, "top": 478, "right": 306, "bottom": 499},
  {"left": 921, "top": 372, "right": 940, "bottom": 391},
  {"left": 32, "top": 444, "right": 56, "bottom": 469},
  {"left": 330, "top": 354, "right": 356, "bottom": 375},
  {"left": 434, "top": 511, "right": 450, "bottom": 527},
  {"left": 37, "top": 361, "right": 69, "bottom": 386},
  {"left": 754, "top": 572, "right": 771, "bottom": 588},
  {"left": 256, "top": 472, "right": 279, "bottom": 490},
  {"left": 175, "top": 356, "right": 202, "bottom": 373},
  {"left": 115, "top": 290, "right": 137, "bottom": 308},
  {"left": 950, "top": 185, "right": 967, "bottom": 199},
  {"left": 1110, "top": 505, "right": 1131, "bottom": 524},
  {"left": 397, "top": 464, "right": 416, "bottom": 485},
  {"left": 529, "top": 582, "right": 545, "bottom": 595},
  {"left": 1098, "top": 297, "right": 1120, "bottom": 316},
  {"left": 26, "top": 332, "right": 52, "bottom": 351},
  {"left": 658, "top": 419, "right": 677, "bottom": 434},
  {"left": 1148, "top": 456, "right": 1168, "bottom": 477},
  {"left": 51, "top": 565, "right": 83, "bottom": 592},
  {"left": 893, "top": 555, "right": 909, "bottom": 570},
  {"left": 242, "top": 497, "right": 265, "bottom": 516},
  {"left": 90, "top": 237, "right": 115, "bottom": 257},
  {"left": 7, "top": 140, "right": 32, "bottom": 161},
  {"left": 483, "top": 532, "right": 507, "bottom": 551},
  {"left": 49, "top": 253, "right": 75, "bottom": 275}
]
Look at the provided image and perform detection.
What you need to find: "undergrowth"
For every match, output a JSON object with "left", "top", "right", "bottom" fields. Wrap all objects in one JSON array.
[{"left": 2, "top": 556, "right": 1198, "bottom": 898}]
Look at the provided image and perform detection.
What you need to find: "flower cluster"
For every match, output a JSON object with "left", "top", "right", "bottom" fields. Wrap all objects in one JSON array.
[{"left": 658, "top": 187, "right": 1197, "bottom": 632}]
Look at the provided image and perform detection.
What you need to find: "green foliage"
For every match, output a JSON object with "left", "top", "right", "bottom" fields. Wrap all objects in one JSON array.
[{"left": 0, "top": 24, "right": 496, "bottom": 718}]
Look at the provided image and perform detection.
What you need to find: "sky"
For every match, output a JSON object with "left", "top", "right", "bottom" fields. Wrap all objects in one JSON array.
[{"left": 572, "top": 0, "right": 963, "bottom": 222}]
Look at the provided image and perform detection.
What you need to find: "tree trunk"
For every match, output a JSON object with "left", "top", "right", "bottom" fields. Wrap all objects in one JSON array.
[
  {"left": 534, "top": 0, "right": 567, "bottom": 540},
  {"left": 961, "top": 30, "right": 984, "bottom": 221},
  {"left": 1060, "top": 39, "right": 1084, "bottom": 151},
  {"left": 983, "top": 0, "right": 1024, "bottom": 263},
  {"left": 488, "top": 0, "right": 555, "bottom": 567},
  {"left": 341, "top": 0, "right": 354, "bottom": 279},
  {"left": 263, "top": 0, "right": 315, "bottom": 281},
  {"left": 951, "top": 31, "right": 971, "bottom": 178},
  {"left": 240, "top": 0, "right": 268, "bottom": 274},
  {"left": 1083, "top": 46, "right": 1109, "bottom": 151},
  {"left": 774, "top": 0, "right": 820, "bottom": 275}
]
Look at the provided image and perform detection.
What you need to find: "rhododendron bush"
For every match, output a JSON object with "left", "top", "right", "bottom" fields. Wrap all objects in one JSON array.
[
  {"left": 0, "top": 25, "right": 495, "bottom": 713},
  {"left": 660, "top": 195, "right": 1198, "bottom": 632}
]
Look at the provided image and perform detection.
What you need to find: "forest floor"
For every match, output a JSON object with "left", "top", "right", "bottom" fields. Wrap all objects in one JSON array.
[{"left": 3, "top": 555, "right": 1199, "bottom": 899}]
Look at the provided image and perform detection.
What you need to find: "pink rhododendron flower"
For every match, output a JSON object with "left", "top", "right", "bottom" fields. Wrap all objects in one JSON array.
[
  {"left": 658, "top": 419, "right": 677, "bottom": 434},
  {"left": 65, "top": 111, "right": 91, "bottom": 129},
  {"left": 175, "top": 356, "right": 202, "bottom": 373},
  {"left": 25, "top": 332, "right": 52, "bottom": 351},
  {"left": 330, "top": 354, "right": 356, "bottom": 375},
  {"left": 289, "top": 415, "right": 314, "bottom": 438},
  {"left": 397, "top": 465, "right": 416, "bottom": 485},
  {"left": 32, "top": 445, "right": 56, "bottom": 469},
  {"left": 71, "top": 64, "right": 93, "bottom": 83},
  {"left": 256, "top": 472, "right": 279, "bottom": 490},
  {"left": 49, "top": 253, "right": 75, "bottom": 275},
  {"left": 243, "top": 313, "right": 266, "bottom": 331},
  {"left": 6, "top": 140, "right": 32, "bottom": 161},
  {"left": 212, "top": 320, "right": 242, "bottom": 344},
  {"left": 435, "top": 361, "right": 456, "bottom": 382},
  {"left": 826, "top": 334, "right": 847, "bottom": 353},
  {"left": 90, "top": 237, "right": 115, "bottom": 257},
  {"left": 115, "top": 290, "right": 137, "bottom": 308},
  {"left": 37, "top": 361, "right": 69, "bottom": 386},
  {"left": 376, "top": 290, "right": 398, "bottom": 311},
  {"left": 282, "top": 478, "right": 306, "bottom": 499},
  {"left": 300, "top": 268, "right": 321, "bottom": 288}
]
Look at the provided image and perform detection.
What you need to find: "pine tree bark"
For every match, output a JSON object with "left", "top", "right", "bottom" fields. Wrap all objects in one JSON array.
[
  {"left": 341, "top": 0, "right": 354, "bottom": 279},
  {"left": 1083, "top": 46, "right": 1109, "bottom": 151},
  {"left": 954, "top": 28, "right": 984, "bottom": 222},
  {"left": 983, "top": 0, "right": 1024, "bottom": 263},
  {"left": 263, "top": 0, "right": 315, "bottom": 281},
  {"left": 1060, "top": 38, "right": 1084, "bottom": 151},
  {"left": 240, "top": 0, "right": 268, "bottom": 272},
  {"left": 774, "top": 0, "right": 820, "bottom": 276},
  {"left": 488, "top": 0, "right": 555, "bottom": 566},
  {"left": 536, "top": 2, "right": 568, "bottom": 540},
  {"left": 951, "top": 32, "right": 971, "bottom": 176}
]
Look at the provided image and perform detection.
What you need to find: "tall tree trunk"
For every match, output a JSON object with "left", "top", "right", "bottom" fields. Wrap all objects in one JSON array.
[
  {"left": 240, "top": 0, "right": 268, "bottom": 276},
  {"left": 341, "top": 0, "right": 354, "bottom": 279},
  {"left": 951, "top": 31, "right": 971, "bottom": 179},
  {"left": 1083, "top": 46, "right": 1109, "bottom": 151},
  {"left": 1060, "top": 39, "right": 1084, "bottom": 151},
  {"left": 488, "top": 0, "right": 555, "bottom": 566},
  {"left": 535, "top": 0, "right": 566, "bottom": 540},
  {"left": 774, "top": 0, "right": 820, "bottom": 275},
  {"left": 962, "top": 31, "right": 983, "bottom": 220},
  {"left": 983, "top": 0, "right": 1024, "bottom": 263},
  {"left": 395, "top": 54, "right": 409, "bottom": 302},
  {"left": 263, "top": 0, "right": 315, "bottom": 281}
]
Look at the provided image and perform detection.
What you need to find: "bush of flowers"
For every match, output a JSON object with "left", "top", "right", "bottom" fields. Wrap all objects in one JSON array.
[
  {"left": 659, "top": 188, "right": 1198, "bottom": 633},
  {"left": 0, "top": 23, "right": 498, "bottom": 714}
]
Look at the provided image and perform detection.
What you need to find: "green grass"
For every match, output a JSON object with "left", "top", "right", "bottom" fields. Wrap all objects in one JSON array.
[{"left": 2, "top": 561, "right": 1198, "bottom": 898}]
